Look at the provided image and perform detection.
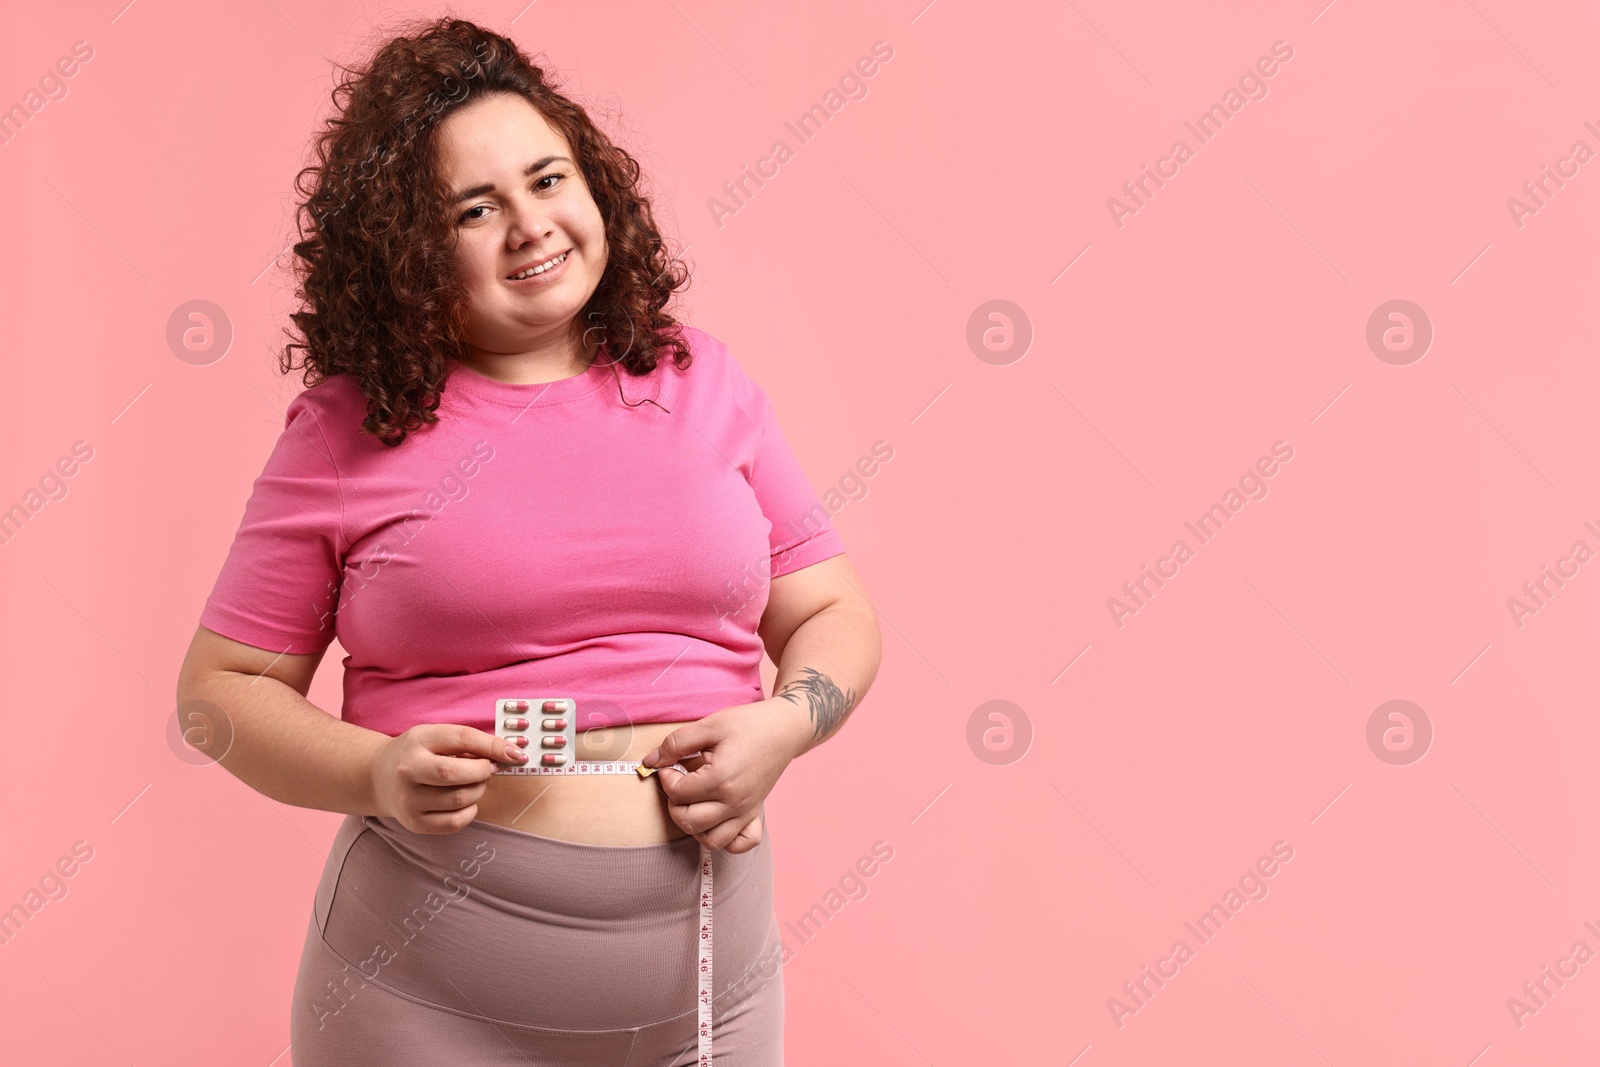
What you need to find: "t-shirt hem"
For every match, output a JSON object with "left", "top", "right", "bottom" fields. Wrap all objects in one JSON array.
[
  {"left": 342, "top": 684, "right": 768, "bottom": 736},
  {"left": 770, "top": 528, "right": 847, "bottom": 579},
  {"left": 198, "top": 603, "right": 335, "bottom": 656}
]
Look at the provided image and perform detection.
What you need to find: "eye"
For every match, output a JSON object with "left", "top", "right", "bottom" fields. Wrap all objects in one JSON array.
[{"left": 455, "top": 173, "right": 566, "bottom": 224}]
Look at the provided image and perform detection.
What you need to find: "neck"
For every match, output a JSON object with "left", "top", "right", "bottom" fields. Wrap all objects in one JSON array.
[{"left": 463, "top": 337, "right": 593, "bottom": 385}]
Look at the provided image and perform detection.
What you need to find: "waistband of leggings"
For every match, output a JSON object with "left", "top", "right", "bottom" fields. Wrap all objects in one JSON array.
[
  {"left": 348, "top": 814, "right": 771, "bottom": 919},
  {"left": 364, "top": 815, "right": 702, "bottom": 891},
  {"left": 353, "top": 812, "right": 775, "bottom": 864},
  {"left": 454, "top": 815, "right": 705, "bottom": 852}
]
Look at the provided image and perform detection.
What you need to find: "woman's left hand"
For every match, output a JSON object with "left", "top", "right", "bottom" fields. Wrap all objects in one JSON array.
[{"left": 642, "top": 699, "right": 808, "bottom": 854}]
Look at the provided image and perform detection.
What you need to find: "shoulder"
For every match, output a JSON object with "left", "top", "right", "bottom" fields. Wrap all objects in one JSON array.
[
  {"left": 283, "top": 372, "right": 366, "bottom": 426},
  {"left": 281, "top": 374, "right": 377, "bottom": 441},
  {"left": 670, "top": 324, "right": 766, "bottom": 420},
  {"left": 276, "top": 373, "right": 372, "bottom": 467}
]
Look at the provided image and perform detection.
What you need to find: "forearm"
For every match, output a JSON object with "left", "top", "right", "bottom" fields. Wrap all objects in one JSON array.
[
  {"left": 181, "top": 669, "right": 386, "bottom": 817},
  {"left": 769, "top": 601, "right": 881, "bottom": 758}
]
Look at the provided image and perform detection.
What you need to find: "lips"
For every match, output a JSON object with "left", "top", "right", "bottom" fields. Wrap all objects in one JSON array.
[{"left": 506, "top": 250, "right": 570, "bottom": 279}]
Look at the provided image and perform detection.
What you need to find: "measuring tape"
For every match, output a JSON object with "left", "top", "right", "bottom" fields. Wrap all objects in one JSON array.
[{"left": 491, "top": 698, "right": 714, "bottom": 1066}]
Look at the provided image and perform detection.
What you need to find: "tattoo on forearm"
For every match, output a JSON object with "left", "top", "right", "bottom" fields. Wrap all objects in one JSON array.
[{"left": 775, "top": 667, "right": 857, "bottom": 741}]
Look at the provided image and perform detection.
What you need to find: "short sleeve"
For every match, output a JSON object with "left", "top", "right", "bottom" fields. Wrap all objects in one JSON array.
[
  {"left": 748, "top": 387, "right": 848, "bottom": 579},
  {"left": 198, "top": 389, "right": 346, "bottom": 654}
]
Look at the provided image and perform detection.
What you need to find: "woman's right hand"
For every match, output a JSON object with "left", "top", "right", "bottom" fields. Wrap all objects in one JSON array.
[{"left": 369, "top": 724, "right": 528, "bottom": 834}]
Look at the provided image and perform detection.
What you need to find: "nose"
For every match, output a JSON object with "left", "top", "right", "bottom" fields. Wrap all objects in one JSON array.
[{"left": 502, "top": 192, "right": 551, "bottom": 248}]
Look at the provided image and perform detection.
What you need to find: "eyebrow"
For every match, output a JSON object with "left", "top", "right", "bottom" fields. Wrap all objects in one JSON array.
[{"left": 451, "top": 156, "right": 571, "bottom": 205}]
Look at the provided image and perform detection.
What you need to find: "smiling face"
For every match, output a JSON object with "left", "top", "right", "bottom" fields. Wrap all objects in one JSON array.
[{"left": 435, "top": 92, "right": 608, "bottom": 373}]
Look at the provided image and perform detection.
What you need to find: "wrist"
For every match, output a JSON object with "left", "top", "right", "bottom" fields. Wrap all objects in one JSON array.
[
  {"left": 357, "top": 732, "right": 392, "bottom": 818},
  {"left": 765, "top": 695, "right": 821, "bottom": 761}
]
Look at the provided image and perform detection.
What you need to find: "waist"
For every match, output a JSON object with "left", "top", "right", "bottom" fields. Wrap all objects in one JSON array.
[
  {"left": 337, "top": 678, "right": 764, "bottom": 735},
  {"left": 474, "top": 719, "right": 708, "bottom": 846}
]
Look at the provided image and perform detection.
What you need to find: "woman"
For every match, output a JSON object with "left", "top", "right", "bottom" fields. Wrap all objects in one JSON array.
[{"left": 175, "top": 17, "right": 880, "bottom": 1066}]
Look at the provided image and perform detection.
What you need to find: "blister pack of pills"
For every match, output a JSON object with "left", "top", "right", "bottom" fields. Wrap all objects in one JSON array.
[{"left": 491, "top": 697, "right": 664, "bottom": 776}]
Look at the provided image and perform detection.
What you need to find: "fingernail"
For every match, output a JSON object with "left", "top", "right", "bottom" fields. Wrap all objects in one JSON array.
[
  {"left": 505, "top": 744, "right": 528, "bottom": 761},
  {"left": 643, "top": 749, "right": 660, "bottom": 767}
]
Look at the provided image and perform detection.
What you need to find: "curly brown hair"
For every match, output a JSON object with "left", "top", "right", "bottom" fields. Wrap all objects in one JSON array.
[{"left": 280, "top": 16, "right": 693, "bottom": 446}]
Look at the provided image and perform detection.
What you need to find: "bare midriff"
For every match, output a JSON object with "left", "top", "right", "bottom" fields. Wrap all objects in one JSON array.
[{"left": 473, "top": 719, "right": 708, "bottom": 846}]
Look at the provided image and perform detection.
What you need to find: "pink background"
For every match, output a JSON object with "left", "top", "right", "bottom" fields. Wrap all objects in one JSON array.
[{"left": 4, "top": 0, "right": 1599, "bottom": 1062}]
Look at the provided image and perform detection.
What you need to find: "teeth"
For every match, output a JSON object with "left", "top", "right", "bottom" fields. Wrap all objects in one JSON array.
[{"left": 510, "top": 251, "right": 567, "bottom": 280}]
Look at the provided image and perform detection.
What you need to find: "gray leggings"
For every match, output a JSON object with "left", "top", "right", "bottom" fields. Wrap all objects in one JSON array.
[{"left": 290, "top": 812, "right": 785, "bottom": 1065}]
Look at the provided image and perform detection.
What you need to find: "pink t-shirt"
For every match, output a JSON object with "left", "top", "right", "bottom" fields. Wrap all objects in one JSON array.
[{"left": 198, "top": 325, "right": 847, "bottom": 736}]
